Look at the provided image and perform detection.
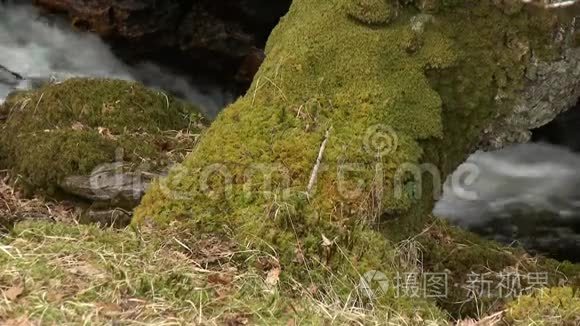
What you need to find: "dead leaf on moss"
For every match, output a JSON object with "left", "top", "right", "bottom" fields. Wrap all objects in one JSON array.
[
  {"left": 98, "top": 127, "right": 116, "bottom": 140},
  {"left": 207, "top": 273, "right": 234, "bottom": 286},
  {"left": 97, "top": 302, "right": 123, "bottom": 315},
  {"left": 67, "top": 262, "right": 104, "bottom": 279},
  {"left": 46, "top": 291, "right": 64, "bottom": 303},
  {"left": 71, "top": 121, "right": 85, "bottom": 131},
  {"left": 1, "top": 317, "right": 33, "bottom": 326},
  {"left": 308, "top": 283, "right": 318, "bottom": 296},
  {"left": 265, "top": 266, "right": 281, "bottom": 287},
  {"left": 293, "top": 245, "right": 305, "bottom": 264},
  {"left": 3, "top": 285, "right": 24, "bottom": 301},
  {"left": 321, "top": 233, "right": 334, "bottom": 247},
  {"left": 224, "top": 313, "right": 249, "bottom": 326},
  {"left": 194, "top": 237, "right": 236, "bottom": 264},
  {"left": 455, "top": 310, "right": 504, "bottom": 326}
]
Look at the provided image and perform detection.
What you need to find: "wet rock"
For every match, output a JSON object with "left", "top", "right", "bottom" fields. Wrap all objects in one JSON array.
[
  {"left": 32, "top": 0, "right": 292, "bottom": 87},
  {"left": 479, "top": 9, "right": 580, "bottom": 149},
  {"left": 0, "top": 64, "right": 28, "bottom": 103}
]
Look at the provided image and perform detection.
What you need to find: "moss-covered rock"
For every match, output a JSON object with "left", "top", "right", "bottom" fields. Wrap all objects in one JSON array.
[
  {"left": 345, "top": 0, "right": 397, "bottom": 25},
  {"left": 133, "top": 0, "right": 577, "bottom": 319},
  {"left": 416, "top": 218, "right": 580, "bottom": 317},
  {"left": 0, "top": 78, "right": 207, "bottom": 196},
  {"left": 506, "top": 287, "right": 580, "bottom": 325}
]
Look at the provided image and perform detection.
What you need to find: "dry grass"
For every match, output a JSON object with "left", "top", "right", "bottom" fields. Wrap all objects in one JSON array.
[
  {"left": 0, "top": 178, "right": 571, "bottom": 325},
  {"left": 0, "top": 219, "right": 455, "bottom": 325},
  {"left": 0, "top": 171, "right": 80, "bottom": 231}
]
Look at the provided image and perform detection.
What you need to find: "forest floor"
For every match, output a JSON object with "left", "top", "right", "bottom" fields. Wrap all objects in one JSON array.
[
  {"left": 0, "top": 173, "right": 577, "bottom": 325},
  {"left": 0, "top": 173, "right": 433, "bottom": 325}
]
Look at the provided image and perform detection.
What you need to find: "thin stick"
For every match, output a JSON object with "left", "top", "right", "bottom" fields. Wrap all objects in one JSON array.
[
  {"left": 522, "top": 0, "right": 578, "bottom": 8},
  {"left": 307, "top": 127, "right": 332, "bottom": 194},
  {"left": 33, "top": 92, "right": 45, "bottom": 115}
]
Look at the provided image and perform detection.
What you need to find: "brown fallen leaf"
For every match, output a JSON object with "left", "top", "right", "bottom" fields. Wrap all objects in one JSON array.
[
  {"left": 97, "top": 302, "right": 123, "bottom": 315},
  {"left": 46, "top": 291, "right": 64, "bottom": 303},
  {"left": 224, "top": 313, "right": 249, "bottom": 326},
  {"left": 69, "top": 263, "right": 102, "bottom": 276},
  {"left": 293, "top": 245, "right": 305, "bottom": 264},
  {"left": 1, "top": 317, "right": 33, "bottom": 326},
  {"left": 207, "top": 273, "right": 234, "bottom": 286},
  {"left": 3, "top": 285, "right": 24, "bottom": 301},
  {"left": 97, "top": 127, "right": 116, "bottom": 140},
  {"left": 71, "top": 121, "right": 86, "bottom": 131},
  {"left": 308, "top": 283, "right": 319, "bottom": 296},
  {"left": 455, "top": 310, "right": 504, "bottom": 326},
  {"left": 265, "top": 266, "right": 281, "bottom": 287}
]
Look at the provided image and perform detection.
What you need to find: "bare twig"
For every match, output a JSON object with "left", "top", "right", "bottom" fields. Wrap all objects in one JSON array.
[
  {"left": 307, "top": 127, "right": 332, "bottom": 194},
  {"left": 522, "top": 0, "right": 579, "bottom": 8},
  {"left": 33, "top": 92, "right": 45, "bottom": 115}
]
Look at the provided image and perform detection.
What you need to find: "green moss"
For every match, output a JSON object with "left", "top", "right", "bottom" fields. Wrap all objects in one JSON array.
[
  {"left": 344, "top": 0, "right": 396, "bottom": 25},
  {"left": 506, "top": 287, "right": 580, "bottom": 325},
  {"left": 134, "top": 0, "right": 569, "bottom": 319},
  {"left": 0, "top": 78, "right": 206, "bottom": 194},
  {"left": 415, "top": 218, "right": 580, "bottom": 318}
]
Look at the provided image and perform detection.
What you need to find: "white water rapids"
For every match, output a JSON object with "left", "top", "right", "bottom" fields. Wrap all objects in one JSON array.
[
  {"left": 434, "top": 142, "right": 580, "bottom": 261},
  {"left": 0, "top": 3, "right": 232, "bottom": 117},
  {"left": 434, "top": 142, "right": 580, "bottom": 226}
]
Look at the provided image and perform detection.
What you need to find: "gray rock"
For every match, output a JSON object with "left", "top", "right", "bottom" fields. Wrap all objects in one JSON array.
[
  {"left": 479, "top": 16, "right": 580, "bottom": 149},
  {"left": 82, "top": 207, "right": 132, "bottom": 227},
  {"left": 0, "top": 64, "right": 27, "bottom": 102},
  {"left": 59, "top": 163, "right": 153, "bottom": 208},
  {"left": 0, "top": 64, "right": 22, "bottom": 85}
]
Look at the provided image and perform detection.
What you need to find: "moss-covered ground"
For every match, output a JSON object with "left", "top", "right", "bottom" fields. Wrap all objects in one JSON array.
[
  {"left": 0, "top": 172, "right": 577, "bottom": 324},
  {"left": 507, "top": 287, "right": 580, "bottom": 325}
]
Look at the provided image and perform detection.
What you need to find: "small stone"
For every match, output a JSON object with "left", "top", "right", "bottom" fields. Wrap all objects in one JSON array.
[{"left": 82, "top": 207, "right": 132, "bottom": 227}]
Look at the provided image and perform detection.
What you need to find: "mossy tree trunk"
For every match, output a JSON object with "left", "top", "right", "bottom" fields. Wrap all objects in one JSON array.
[{"left": 134, "top": 0, "right": 569, "bottom": 309}]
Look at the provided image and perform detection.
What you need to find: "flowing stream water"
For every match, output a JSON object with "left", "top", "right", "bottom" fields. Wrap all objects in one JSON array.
[
  {"left": 0, "top": 3, "right": 232, "bottom": 117},
  {"left": 435, "top": 142, "right": 580, "bottom": 261}
]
